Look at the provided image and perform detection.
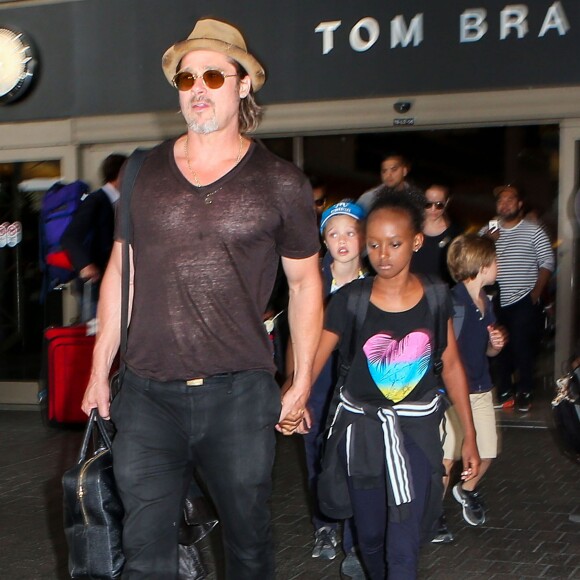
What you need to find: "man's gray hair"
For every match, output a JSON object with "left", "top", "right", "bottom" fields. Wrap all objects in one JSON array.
[
  {"left": 230, "top": 59, "right": 263, "bottom": 133},
  {"left": 239, "top": 91, "right": 263, "bottom": 134}
]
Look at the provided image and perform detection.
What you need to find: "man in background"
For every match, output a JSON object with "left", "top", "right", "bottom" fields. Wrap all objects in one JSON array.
[
  {"left": 357, "top": 151, "right": 412, "bottom": 211},
  {"left": 486, "top": 184, "right": 554, "bottom": 412},
  {"left": 61, "top": 153, "right": 126, "bottom": 311},
  {"left": 310, "top": 175, "right": 327, "bottom": 224}
]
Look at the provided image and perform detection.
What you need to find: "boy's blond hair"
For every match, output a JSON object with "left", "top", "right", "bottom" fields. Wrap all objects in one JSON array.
[{"left": 447, "top": 234, "right": 496, "bottom": 283}]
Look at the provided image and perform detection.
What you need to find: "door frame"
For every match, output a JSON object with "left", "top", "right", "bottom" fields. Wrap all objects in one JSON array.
[
  {"left": 0, "top": 146, "right": 78, "bottom": 180},
  {"left": 556, "top": 120, "right": 580, "bottom": 377}
]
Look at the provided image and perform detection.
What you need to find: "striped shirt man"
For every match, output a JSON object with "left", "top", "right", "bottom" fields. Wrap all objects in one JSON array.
[
  {"left": 493, "top": 219, "right": 554, "bottom": 307},
  {"left": 481, "top": 184, "right": 554, "bottom": 411}
]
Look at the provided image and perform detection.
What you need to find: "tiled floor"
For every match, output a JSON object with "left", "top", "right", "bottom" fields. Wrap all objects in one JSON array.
[{"left": 0, "top": 386, "right": 579, "bottom": 579}]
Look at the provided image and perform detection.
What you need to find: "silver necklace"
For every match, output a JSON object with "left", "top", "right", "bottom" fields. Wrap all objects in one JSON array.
[{"left": 184, "top": 133, "right": 244, "bottom": 196}]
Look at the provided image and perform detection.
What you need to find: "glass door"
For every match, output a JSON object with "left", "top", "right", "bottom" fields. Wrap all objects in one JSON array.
[{"left": 0, "top": 158, "right": 61, "bottom": 380}]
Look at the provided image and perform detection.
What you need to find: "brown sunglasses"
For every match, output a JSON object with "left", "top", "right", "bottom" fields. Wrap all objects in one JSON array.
[{"left": 172, "top": 70, "right": 238, "bottom": 91}]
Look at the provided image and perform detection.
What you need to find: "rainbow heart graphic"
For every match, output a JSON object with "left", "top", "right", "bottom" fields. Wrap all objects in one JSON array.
[{"left": 363, "top": 330, "right": 431, "bottom": 402}]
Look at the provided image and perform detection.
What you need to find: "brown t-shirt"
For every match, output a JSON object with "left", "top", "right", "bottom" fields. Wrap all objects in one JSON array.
[{"left": 118, "top": 138, "right": 319, "bottom": 381}]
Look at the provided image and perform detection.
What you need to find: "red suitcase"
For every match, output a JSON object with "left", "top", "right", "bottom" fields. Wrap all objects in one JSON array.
[{"left": 44, "top": 325, "right": 95, "bottom": 423}]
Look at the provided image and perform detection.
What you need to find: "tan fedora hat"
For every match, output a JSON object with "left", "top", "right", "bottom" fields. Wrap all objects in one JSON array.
[{"left": 162, "top": 18, "right": 266, "bottom": 91}]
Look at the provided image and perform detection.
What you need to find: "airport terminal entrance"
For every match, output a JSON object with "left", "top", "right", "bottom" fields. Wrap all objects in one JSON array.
[
  {"left": 0, "top": 123, "right": 571, "bottom": 387},
  {"left": 264, "top": 123, "right": 564, "bottom": 381},
  {"left": 264, "top": 124, "right": 560, "bottom": 237}
]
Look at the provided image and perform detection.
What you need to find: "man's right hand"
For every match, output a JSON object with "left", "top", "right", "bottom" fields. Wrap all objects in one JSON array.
[
  {"left": 81, "top": 375, "right": 111, "bottom": 420},
  {"left": 80, "top": 263, "right": 101, "bottom": 283},
  {"left": 484, "top": 228, "right": 500, "bottom": 242}
]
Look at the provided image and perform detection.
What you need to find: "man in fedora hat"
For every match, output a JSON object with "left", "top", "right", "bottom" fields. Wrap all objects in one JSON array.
[{"left": 82, "top": 18, "right": 322, "bottom": 579}]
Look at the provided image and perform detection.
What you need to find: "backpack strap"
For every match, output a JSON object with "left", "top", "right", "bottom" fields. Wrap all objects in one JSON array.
[
  {"left": 324, "top": 277, "right": 374, "bottom": 429},
  {"left": 339, "top": 276, "right": 374, "bottom": 369},
  {"left": 420, "top": 274, "right": 448, "bottom": 376},
  {"left": 451, "top": 295, "right": 466, "bottom": 340}
]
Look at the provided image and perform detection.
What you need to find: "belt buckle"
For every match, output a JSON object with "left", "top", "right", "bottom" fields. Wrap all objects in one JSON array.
[{"left": 186, "top": 378, "right": 204, "bottom": 387}]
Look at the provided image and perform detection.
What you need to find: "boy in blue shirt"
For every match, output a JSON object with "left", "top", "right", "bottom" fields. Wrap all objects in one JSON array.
[{"left": 435, "top": 234, "right": 507, "bottom": 541}]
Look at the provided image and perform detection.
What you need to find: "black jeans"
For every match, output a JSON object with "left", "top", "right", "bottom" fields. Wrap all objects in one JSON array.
[
  {"left": 110, "top": 368, "right": 281, "bottom": 579},
  {"left": 496, "top": 293, "right": 543, "bottom": 398}
]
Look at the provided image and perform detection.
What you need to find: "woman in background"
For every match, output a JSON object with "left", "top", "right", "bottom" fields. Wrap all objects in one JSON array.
[{"left": 411, "top": 184, "right": 462, "bottom": 285}]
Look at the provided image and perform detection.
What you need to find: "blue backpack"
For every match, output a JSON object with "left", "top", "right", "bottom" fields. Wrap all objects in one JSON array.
[{"left": 39, "top": 180, "right": 89, "bottom": 297}]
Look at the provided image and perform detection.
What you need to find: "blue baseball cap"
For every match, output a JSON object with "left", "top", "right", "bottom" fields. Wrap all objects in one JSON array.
[{"left": 320, "top": 200, "right": 366, "bottom": 235}]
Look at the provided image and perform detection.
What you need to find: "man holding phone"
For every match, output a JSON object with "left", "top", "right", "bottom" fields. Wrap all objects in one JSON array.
[{"left": 483, "top": 185, "right": 554, "bottom": 412}]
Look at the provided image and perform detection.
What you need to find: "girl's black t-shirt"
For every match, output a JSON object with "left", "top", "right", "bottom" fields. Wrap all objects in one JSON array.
[{"left": 326, "top": 291, "right": 442, "bottom": 406}]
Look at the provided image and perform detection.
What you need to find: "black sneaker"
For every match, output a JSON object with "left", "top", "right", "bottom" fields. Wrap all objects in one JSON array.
[
  {"left": 517, "top": 393, "right": 531, "bottom": 412},
  {"left": 431, "top": 514, "right": 454, "bottom": 543},
  {"left": 493, "top": 391, "right": 514, "bottom": 409},
  {"left": 452, "top": 483, "right": 486, "bottom": 526},
  {"left": 312, "top": 526, "right": 338, "bottom": 559}
]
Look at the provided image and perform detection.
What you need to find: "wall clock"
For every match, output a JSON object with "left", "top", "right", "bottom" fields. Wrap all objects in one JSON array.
[{"left": 0, "top": 27, "right": 37, "bottom": 104}]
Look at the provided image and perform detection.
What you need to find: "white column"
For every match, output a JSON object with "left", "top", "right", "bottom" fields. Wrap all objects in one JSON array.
[{"left": 556, "top": 119, "right": 580, "bottom": 376}]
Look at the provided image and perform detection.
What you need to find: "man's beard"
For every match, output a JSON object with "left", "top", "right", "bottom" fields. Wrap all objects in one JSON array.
[
  {"left": 184, "top": 98, "right": 219, "bottom": 134},
  {"left": 500, "top": 209, "right": 520, "bottom": 221},
  {"left": 187, "top": 116, "right": 219, "bottom": 135}
]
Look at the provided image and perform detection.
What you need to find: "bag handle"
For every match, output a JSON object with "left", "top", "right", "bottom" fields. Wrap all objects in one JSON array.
[{"left": 77, "top": 408, "right": 113, "bottom": 463}]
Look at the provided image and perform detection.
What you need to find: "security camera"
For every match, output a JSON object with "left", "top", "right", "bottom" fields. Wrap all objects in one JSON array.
[{"left": 394, "top": 101, "right": 412, "bottom": 114}]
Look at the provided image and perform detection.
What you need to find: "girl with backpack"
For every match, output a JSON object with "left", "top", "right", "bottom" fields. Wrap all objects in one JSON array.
[{"left": 299, "top": 190, "right": 480, "bottom": 579}]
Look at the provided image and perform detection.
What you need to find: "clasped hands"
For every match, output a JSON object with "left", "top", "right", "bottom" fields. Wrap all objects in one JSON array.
[
  {"left": 276, "top": 406, "right": 312, "bottom": 436},
  {"left": 275, "top": 379, "right": 312, "bottom": 436}
]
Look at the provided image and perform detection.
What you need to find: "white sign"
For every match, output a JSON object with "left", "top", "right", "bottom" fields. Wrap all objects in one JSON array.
[{"left": 315, "top": 1, "right": 570, "bottom": 54}]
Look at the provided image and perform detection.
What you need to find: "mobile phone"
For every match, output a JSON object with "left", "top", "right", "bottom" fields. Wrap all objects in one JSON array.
[{"left": 488, "top": 219, "right": 499, "bottom": 233}]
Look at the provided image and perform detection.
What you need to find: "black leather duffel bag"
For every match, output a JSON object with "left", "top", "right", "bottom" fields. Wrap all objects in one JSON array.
[
  {"left": 62, "top": 408, "right": 219, "bottom": 579},
  {"left": 62, "top": 409, "right": 124, "bottom": 579}
]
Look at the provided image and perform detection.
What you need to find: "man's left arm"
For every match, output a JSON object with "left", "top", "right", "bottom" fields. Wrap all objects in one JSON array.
[
  {"left": 276, "top": 254, "right": 323, "bottom": 434},
  {"left": 530, "top": 268, "right": 552, "bottom": 305},
  {"left": 530, "top": 227, "right": 555, "bottom": 304}
]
